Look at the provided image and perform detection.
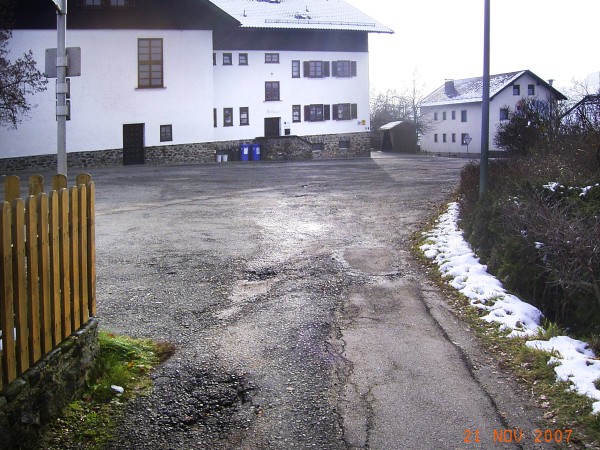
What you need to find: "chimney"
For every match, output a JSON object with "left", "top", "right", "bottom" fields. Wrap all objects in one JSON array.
[
  {"left": 548, "top": 79, "right": 554, "bottom": 87},
  {"left": 445, "top": 79, "right": 457, "bottom": 97}
]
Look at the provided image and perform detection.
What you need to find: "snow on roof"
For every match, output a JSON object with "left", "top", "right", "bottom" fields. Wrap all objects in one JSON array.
[
  {"left": 422, "top": 71, "right": 525, "bottom": 107},
  {"left": 208, "top": 0, "right": 393, "bottom": 33},
  {"left": 379, "top": 121, "right": 404, "bottom": 131}
]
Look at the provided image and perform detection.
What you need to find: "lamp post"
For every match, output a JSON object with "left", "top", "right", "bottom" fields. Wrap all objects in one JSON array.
[{"left": 480, "top": 0, "right": 491, "bottom": 199}]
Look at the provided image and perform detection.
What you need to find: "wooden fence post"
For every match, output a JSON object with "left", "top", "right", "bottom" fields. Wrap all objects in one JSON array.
[
  {"left": 48, "top": 191, "right": 62, "bottom": 346},
  {"left": 87, "top": 182, "right": 96, "bottom": 317},
  {"left": 29, "top": 175, "right": 44, "bottom": 197},
  {"left": 37, "top": 193, "right": 53, "bottom": 354},
  {"left": 12, "top": 198, "right": 29, "bottom": 375},
  {"left": 0, "top": 202, "right": 17, "bottom": 386},
  {"left": 25, "top": 196, "right": 41, "bottom": 365},
  {"left": 69, "top": 187, "right": 80, "bottom": 332},
  {"left": 4, "top": 176, "right": 20, "bottom": 203}
]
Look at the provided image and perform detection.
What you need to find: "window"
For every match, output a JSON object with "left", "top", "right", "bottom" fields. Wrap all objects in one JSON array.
[
  {"left": 213, "top": 53, "right": 216, "bottom": 66},
  {"left": 451, "top": 111, "right": 456, "bottom": 120},
  {"left": 333, "top": 103, "right": 358, "bottom": 120},
  {"left": 292, "top": 105, "right": 301, "bottom": 122},
  {"left": 223, "top": 53, "right": 232, "bottom": 65},
  {"left": 442, "top": 111, "right": 447, "bottom": 120},
  {"left": 265, "top": 53, "right": 279, "bottom": 63},
  {"left": 304, "top": 104, "right": 330, "bottom": 122},
  {"left": 292, "top": 60, "right": 301, "bottom": 78},
  {"left": 332, "top": 60, "right": 356, "bottom": 77},
  {"left": 442, "top": 133, "right": 447, "bottom": 143},
  {"left": 461, "top": 133, "right": 469, "bottom": 145},
  {"left": 434, "top": 112, "right": 438, "bottom": 121},
  {"left": 83, "top": 0, "right": 101, "bottom": 5},
  {"left": 513, "top": 84, "right": 520, "bottom": 96},
  {"left": 500, "top": 107, "right": 509, "bottom": 121},
  {"left": 160, "top": 124, "right": 172, "bottom": 142},
  {"left": 110, "top": 0, "right": 126, "bottom": 5},
  {"left": 304, "top": 61, "right": 330, "bottom": 78},
  {"left": 434, "top": 134, "right": 438, "bottom": 143},
  {"left": 213, "top": 108, "right": 217, "bottom": 127},
  {"left": 528, "top": 84, "right": 535, "bottom": 95},
  {"left": 239, "top": 53, "right": 248, "bottom": 65},
  {"left": 339, "top": 140, "right": 350, "bottom": 149},
  {"left": 223, "top": 108, "right": 233, "bottom": 127},
  {"left": 461, "top": 110, "right": 467, "bottom": 122},
  {"left": 265, "top": 82, "right": 280, "bottom": 101},
  {"left": 240, "top": 107, "right": 249, "bottom": 126},
  {"left": 138, "top": 38, "right": 163, "bottom": 88},
  {"left": 452, "top": 133, "right": 456, "bottom": 143}
]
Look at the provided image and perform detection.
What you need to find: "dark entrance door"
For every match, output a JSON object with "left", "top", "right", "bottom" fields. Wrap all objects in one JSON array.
[
  {"left": 123, "top": 123, "right": 145, "bottom": 165},
  {"left": 264, "top": 118, "right": 280, "bottom": 138}
]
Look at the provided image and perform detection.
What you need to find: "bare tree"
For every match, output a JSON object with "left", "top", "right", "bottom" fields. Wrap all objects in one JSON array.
[
  {"left": 369, "top": 71, "right": 431, "bottom": 149},
  {"left": 0, "top": 0, "right": 47, "bottom": 129}
]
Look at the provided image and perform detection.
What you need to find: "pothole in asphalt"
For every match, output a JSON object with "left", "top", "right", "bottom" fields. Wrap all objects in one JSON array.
[{"left": 131, "top": 366, "right": 256, "bottom": 432}]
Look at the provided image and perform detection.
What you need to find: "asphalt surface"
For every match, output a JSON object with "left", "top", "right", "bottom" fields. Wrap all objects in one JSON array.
[{"left": 50, "top": 153, "right": 551, "bottom": 449}]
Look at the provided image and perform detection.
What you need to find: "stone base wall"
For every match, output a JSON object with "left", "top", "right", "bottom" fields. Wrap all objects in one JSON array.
[
  {"left": 258, "top": 132, "right": 370, "bottom": 161},
  {"left": 0, "top": 133, "right": 371, "bottom": 173},
  {"left": 0, "top": 319, "right": 99, "bottom": 449}
]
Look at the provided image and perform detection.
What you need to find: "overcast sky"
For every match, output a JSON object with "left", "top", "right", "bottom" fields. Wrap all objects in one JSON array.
[{"left": 343, "top": 0, "right": 600, "bottom": 98}]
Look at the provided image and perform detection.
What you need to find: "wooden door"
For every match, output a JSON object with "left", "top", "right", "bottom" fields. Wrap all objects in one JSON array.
[{"left": 123, "top": 123, "right": 145, "bottom": 165}]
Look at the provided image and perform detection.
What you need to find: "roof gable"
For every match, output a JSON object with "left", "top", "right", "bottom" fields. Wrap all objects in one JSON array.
[
  {"left": 422, "top": 70, "right": 567, "bottom": 107},
  {"left": 208, "top": 0, "right": 393, "bottom": 33}
]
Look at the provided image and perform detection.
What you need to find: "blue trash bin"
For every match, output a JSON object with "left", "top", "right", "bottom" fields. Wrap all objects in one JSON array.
[
  {"left": 240, "top": 144, "right": 250, "bottom": 161},
  {"left": 250, "top": 144, "right": 261, "bottom": 161}
]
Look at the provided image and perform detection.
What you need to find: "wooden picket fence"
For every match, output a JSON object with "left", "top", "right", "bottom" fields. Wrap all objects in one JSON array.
[{"left": 0, "top": 174, "right": 96, "bottom": 390}]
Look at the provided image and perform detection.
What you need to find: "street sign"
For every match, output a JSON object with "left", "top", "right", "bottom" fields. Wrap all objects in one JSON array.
[
  {"left": 51, "top": 0, "right": 64, "bottom": 13},
  {"left": 44, "top": 47, "right": 82, "bottom": 78}
]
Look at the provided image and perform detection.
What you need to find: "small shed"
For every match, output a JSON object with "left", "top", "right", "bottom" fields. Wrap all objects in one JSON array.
[{"left": 379, "top": 121, "right": 418, "bottom": 153}]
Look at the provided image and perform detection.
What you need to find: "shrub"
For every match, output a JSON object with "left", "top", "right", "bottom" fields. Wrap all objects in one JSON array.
[{"left": 457, "top": 144, "right": 600, "bottom": 334}]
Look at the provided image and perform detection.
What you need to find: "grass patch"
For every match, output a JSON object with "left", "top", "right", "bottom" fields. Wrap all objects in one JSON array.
[{"left": 38, "top": 332, "right": 175, "bottom": 449}]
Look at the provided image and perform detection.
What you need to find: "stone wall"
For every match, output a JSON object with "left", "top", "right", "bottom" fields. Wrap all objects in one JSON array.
[
  {"left": 258, "top": 132, "right": 371, "bottom": 161},
  {"left": 0, "top": 132, "right": 371, "bottom": 173},
  {"left": 0, "top": 319, "right": 99, "bottom": 449}
]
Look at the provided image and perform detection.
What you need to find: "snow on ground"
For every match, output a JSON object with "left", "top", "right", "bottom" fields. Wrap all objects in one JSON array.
[{"left": 420, "top": 202, "right": 600, "bottom": 414}]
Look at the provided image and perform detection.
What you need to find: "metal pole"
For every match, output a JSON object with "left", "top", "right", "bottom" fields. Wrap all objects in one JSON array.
[
  {"left": 56, "top": 0, "right": 67, "bottom": 175},
  {"left": 479, "top": 0, "right": 490, "bottom": 200}
]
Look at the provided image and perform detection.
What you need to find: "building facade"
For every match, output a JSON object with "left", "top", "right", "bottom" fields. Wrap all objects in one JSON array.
[
  {"left": 0, "top": 0, "right": 392, "bottom": 170},
  {"left": 420, "top": 70, "right": 567, "bottom": 155}
]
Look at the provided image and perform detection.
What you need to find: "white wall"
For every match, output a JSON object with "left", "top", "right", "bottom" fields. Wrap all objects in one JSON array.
[
  {"left": 212, "top": 49, "right": 371, "bottom": 141},
  {"left": 420, "top": 102, "right": 481, "bottom": 154},
  {"left": 1, "top": 29, "right": 214, "bottom": 157}
]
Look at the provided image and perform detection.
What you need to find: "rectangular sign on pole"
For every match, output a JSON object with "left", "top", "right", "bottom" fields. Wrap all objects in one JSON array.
[{"left": 44, "top": 47, "right": 81, "bottom": 78}]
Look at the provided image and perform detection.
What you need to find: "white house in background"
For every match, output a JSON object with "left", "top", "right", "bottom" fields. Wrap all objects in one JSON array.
[
  {"left": 0, "top": 0, "right": 392, "bottom": 169},
  {"left": 419, "top": 70, "right": 567, "bottom": 155}
]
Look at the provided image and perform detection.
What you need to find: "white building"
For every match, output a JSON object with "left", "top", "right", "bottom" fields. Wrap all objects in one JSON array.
[
  {"left": 1, "top": 0, "right": 392, "bottom": 170},
  {"left": 419, "top": 70, "right": 567, "bottom": 155}
]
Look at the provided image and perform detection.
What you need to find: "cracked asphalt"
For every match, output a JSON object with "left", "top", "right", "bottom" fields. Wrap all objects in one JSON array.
[{"left": 82, "top": 153, "right": 552, "bottom": 449}]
